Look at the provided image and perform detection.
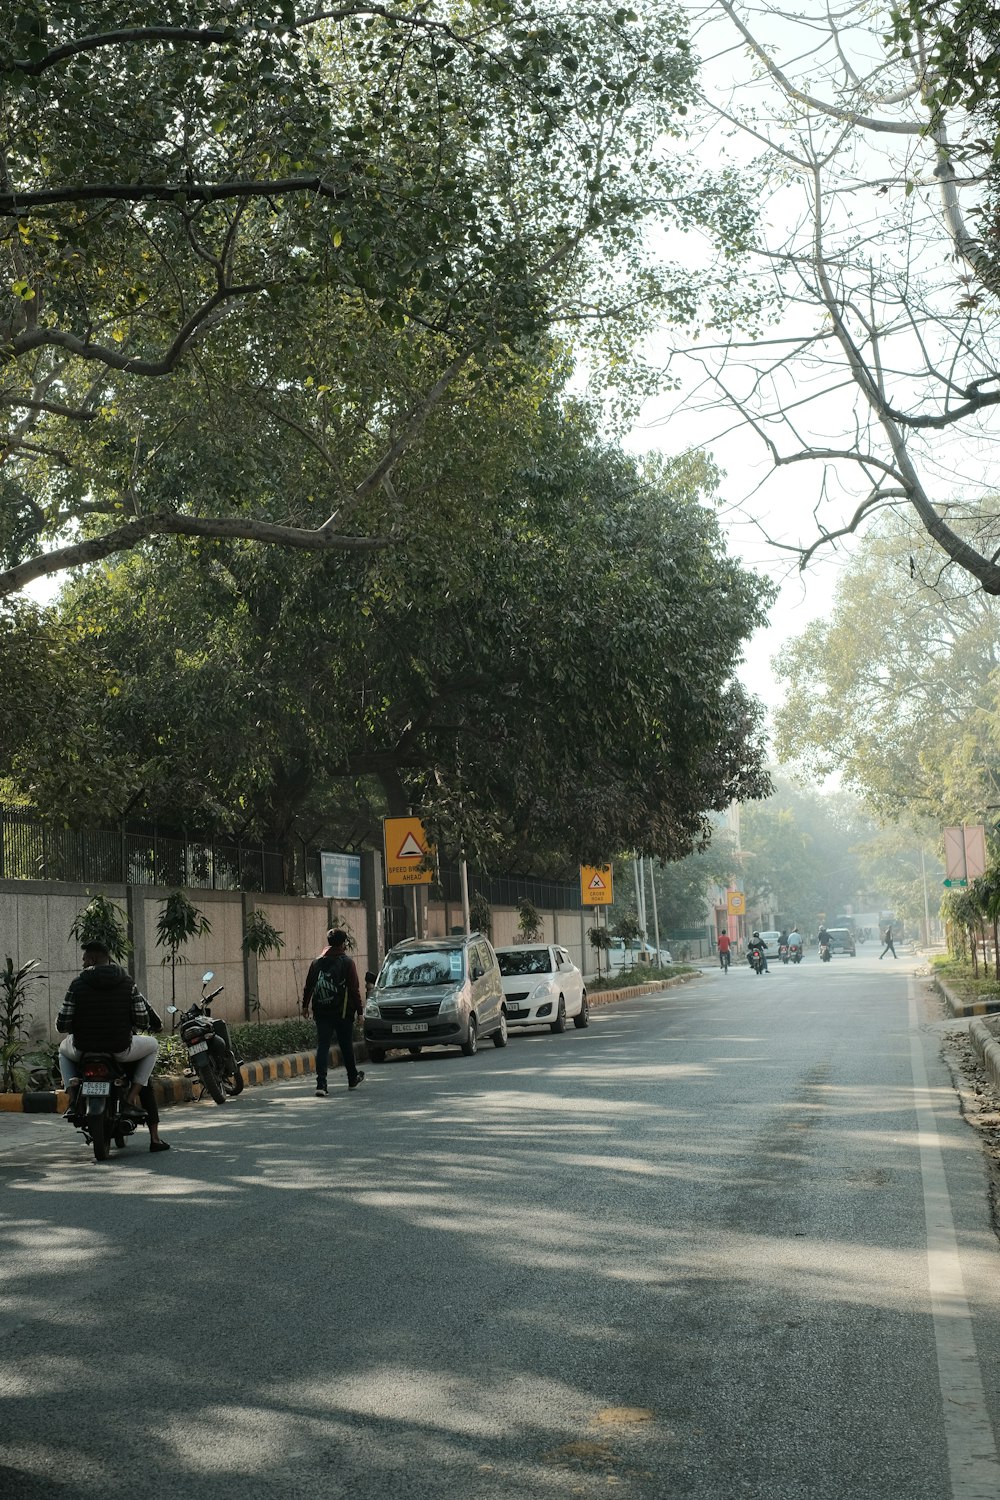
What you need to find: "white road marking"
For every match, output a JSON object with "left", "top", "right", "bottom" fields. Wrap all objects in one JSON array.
[{"left": 909, "top": 988, "right": 1000, "bottom": 1497}]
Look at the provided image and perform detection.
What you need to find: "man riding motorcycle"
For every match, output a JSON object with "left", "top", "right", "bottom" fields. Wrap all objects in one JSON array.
[
  {"left": 57, "top": 941, "right": 169, "bottom": 1152},
  {"left": 748, "top": 931, "right": 770, "bottom": 973}
]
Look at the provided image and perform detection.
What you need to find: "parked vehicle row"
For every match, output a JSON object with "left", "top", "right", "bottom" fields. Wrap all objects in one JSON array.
[{"left": 363, "top": 931, "right": 589, "bottom": 1062}]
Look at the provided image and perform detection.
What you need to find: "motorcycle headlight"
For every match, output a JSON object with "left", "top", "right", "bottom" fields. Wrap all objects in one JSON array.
[{"left": 364, "top": 999, "right": 380, "bottom": 1019}]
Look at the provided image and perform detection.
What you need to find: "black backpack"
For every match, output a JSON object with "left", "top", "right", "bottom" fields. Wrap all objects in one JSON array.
[{"left": 311, "top": 954, "right": 351, "bottom": 1019}]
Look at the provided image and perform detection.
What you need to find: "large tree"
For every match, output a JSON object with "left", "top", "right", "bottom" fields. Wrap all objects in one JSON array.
[
  {"left": 772, "top": 510, "right": 1000, "bottom": 825},
  {"left": 665, "top": 1, "right": 1000, "bottom": 592},
  {"left": 0, "top": 0, "right": 757, "bottom": 595},
  {"left": 6, "top": 394, "right": 773, "bottom": 866}
]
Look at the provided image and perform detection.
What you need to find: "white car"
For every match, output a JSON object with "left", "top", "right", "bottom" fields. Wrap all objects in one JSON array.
[
  {"left": 607, "top": 937, "right": 673, "bottom": 970},
  {"left": 494, "top": 944, "right": 589, "bottom": 1032}
]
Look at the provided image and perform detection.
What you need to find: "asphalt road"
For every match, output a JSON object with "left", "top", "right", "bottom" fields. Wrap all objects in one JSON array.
[{"left": 4, "top": 949, "right": 1000, "bottom": 1500}]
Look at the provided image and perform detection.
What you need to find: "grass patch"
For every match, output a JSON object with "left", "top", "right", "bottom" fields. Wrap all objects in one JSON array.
[
  {"left": 930, "top": 954, "right": 1000, "bottom": 1002},
  {"left": 587, "top": 963, "right": 697, "bottom": 994}
]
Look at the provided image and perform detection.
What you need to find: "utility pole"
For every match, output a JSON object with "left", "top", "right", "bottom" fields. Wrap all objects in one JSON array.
[{"left": 647, "top": 856, "right": 662, "bottom": 960}]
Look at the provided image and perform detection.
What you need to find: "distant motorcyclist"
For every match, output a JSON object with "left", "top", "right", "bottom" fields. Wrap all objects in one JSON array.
[
  {"left": 748, "top": 931, "right": 770, "bottom": 973},
  {"left": 788, "top": 927, "right": 802, "bottom": 948},
  {"left": 817, "top": 925, "right": 830, "bottom": 948}
]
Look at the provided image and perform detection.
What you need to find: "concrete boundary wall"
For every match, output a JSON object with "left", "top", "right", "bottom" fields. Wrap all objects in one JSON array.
[{"left": 1, "top": 877, "right": 591, "bottom": 1044}]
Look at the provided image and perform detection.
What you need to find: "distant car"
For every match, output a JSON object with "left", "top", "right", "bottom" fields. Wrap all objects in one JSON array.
[
  {"left": 607, "top": 937, "right": 673, "bottom": 971},
  {"left": 494, "top": 944, "right": 589, "bottom": 1032},
  {"left": 826, "top": 927, "right": 856, "bottom": 957},
  {"left": 756, "top": 930, "right": 782, "bottom": 957}
]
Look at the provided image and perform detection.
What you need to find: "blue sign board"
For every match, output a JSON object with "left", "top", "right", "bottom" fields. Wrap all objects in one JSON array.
[{"left": 321, "top": 851, "right": 362, "bottom": 900}]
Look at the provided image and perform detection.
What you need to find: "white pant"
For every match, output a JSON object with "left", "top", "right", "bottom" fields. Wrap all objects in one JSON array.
[{"left": 59, "top": 1034, "right": 158, "bottom": 1088}]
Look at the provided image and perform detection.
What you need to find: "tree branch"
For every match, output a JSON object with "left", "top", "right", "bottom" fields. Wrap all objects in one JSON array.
[
  {"left": 0, "top": 513, "right": 392, "bottom": 599},
  {"left": 0, "top": 176, "right": 350, "bottom": 215}
]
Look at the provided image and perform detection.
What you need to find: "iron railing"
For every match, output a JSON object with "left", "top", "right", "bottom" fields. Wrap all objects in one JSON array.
[{"left": 0, "top": 807, "right": 285, "bottom": 892}]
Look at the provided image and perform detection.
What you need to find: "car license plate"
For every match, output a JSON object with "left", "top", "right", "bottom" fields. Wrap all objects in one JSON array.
[
  {"left": 391, "top": 1022, "right": 428, "bottom": 1033},
  {"left": 81, "top": 1081, "right": 110, "bottom": 1096},
  {"left": 187, "top": 1040, "right": 209, "bottom": 1055}
]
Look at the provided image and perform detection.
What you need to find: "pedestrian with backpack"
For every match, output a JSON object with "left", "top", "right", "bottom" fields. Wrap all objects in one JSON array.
[{"left": 301, "top": 929, "right": 365, "bottom": 1096}]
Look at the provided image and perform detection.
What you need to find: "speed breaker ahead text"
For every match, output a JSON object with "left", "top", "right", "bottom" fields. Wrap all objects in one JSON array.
[{"left": 383, "top": 816, "right": 435, "bottom": 886}]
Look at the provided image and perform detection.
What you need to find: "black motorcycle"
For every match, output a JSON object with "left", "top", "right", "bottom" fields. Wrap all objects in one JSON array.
[
  {"left": 169, "top": 971, "right": 244, "bottom": 1105},
  {"left": 748, "top": 944, "right": 766, "bottom": 975},
  {"left": 789, "top": 943, "right": 803, "bottom": 964},
  {"left": 68, "top": 1055, "right": 146, "bottom": 1162}
]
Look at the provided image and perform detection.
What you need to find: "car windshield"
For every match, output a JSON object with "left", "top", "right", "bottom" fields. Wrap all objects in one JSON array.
[
  {"left": 497, "top": 948, "right": 552, "bottom": 976},
  {"left": 379, "top": 949, "right": 464, "bottom": 989}
]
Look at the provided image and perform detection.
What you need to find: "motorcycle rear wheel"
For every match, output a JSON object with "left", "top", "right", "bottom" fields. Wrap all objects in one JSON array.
[
  {"left": 224, "top": 1062, "right": 244, "bottom": 1096},
  {"left": 90, "top": 1112, "right": 111, "bottom": 1162},
  {"left": 197, "top": 1059, "right": 226, "bottom": 1105}
]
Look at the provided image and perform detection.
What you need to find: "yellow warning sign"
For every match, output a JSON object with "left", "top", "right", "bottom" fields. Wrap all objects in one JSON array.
[
  {"left": 727, "top": 889, "right": 746, "bottom": 916},
  {"left": 580, "top": 865, "right": 613, "bottom": 906},
  {"left": 383, "top": 816, "right": 435, "bottom": 886}
]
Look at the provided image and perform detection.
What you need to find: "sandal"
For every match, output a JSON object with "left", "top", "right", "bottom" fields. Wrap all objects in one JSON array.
[{"left": 149, "top": 1140, "right": 171, "bottom": 1153}]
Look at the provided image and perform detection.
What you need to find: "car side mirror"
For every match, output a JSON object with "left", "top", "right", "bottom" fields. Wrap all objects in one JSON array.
[{"left": 471, "top": 964, "right": 484, "bottom": 980}]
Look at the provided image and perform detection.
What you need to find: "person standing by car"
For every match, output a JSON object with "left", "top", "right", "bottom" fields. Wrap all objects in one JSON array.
[
  {"left": 302, "top": 929, "right": 365, "bottom": 1096},
  {"left": 879, "top": 925, "right": 897, "bottom": 960},
  {"left": 717, "top": 931, "right": 731, "bottom": 970}
]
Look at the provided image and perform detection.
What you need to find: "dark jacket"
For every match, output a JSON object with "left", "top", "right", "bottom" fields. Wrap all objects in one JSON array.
[
  {"left": 302, "top": 950, "right": 362, "bottom": 1019},
  {"left": 57, "top": 963, "right": 148, "bottom": 1052}
]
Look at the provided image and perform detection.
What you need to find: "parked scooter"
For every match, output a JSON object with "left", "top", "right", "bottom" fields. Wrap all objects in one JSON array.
[
  {"left": 169, "top": 972, "right": 244, "bottom": 1105},
  {"left": 65, "top": 1055, "right": 146, "bottom": 1162}
]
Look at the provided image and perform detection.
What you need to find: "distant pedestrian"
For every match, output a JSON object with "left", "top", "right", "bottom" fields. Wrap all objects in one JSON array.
[
  {"left": 879, "top": 926, "right": 897, "bottom": 960},
  {"left": 717, "top": 932, "right": 731, "bottom": 970},
  {"left": 302, "top": 929, "right": 365, "bottom": 1096}
]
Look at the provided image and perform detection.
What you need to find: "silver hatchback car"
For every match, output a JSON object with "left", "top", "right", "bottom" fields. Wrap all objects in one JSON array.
[{"left": 364, "top": 933, "right": 508, "bottom": 1061}]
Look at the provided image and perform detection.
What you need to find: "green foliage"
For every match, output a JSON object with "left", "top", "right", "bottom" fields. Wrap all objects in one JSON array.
[
  {"left": 68, "top": 894, "right": 130, "bottom": 960},
  {"left": 0, "top": 0, "right": 763, "bottom": 599},
  {"left": 11, "top": 410, "right": 773, "bottom": 866},
  {"left": 588, "top": 924, "right": 612, "bottom": 952},
  {"left": 242, "top": 910, "right": 285, "bottom": 961},
  {"left": 587, "top": 960, "right": 692, "bottom": 992},
  {"left": 612, "top": 912, "right": 643, "bottom": 943},
  {"left": 0, "top": 956, "right": 44, "bottom": 1092},
  {"left": 773, "top": 510, "right": 1000, "bottom": 828},
  {"left": 469, "top": 893, "right": 493, "bottom": 938},
  {"left": 516, "top": 898, "right": 542, "bottom": 941},
  {"left": 152, "top": 1016, "right": 317, "bottom": 1073},
  {"left": 155, "top": 891, "right": 212, "bottom": 1006}
]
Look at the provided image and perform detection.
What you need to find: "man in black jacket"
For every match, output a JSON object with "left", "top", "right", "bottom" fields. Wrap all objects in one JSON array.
[
  {"left": 302, "top": 929, "right": 364, "bottom": 1096},
  {"left": 57, "top": 942, "right": 169, "bottom": 1150}
]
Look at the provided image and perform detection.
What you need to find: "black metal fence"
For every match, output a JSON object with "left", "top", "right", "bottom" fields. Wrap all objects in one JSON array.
[
  {"left": 438, "top": 866, "right": 582, "bottom": 913},
  {"left": 0, "top": 807, "right": 286, "bottom": 893},
  {"left": 0, "top": 807, "right": 583, "bottom": 911}
]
